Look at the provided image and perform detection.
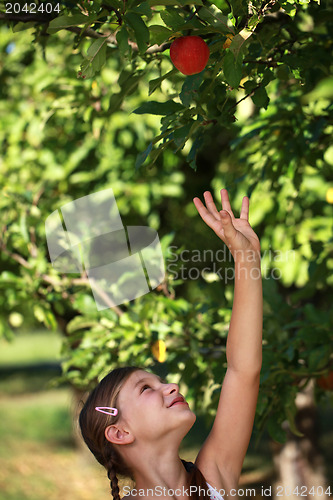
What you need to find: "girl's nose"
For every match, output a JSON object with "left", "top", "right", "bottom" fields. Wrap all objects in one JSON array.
[{"left": 163, "top": 383, "right": 179, "bottom": 394}]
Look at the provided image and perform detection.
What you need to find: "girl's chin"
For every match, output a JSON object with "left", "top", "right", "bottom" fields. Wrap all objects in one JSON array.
[
  {"left": 183, "top": 410, "right": 197, "bottom": 426},
  {"left": 184, "top": 413, "right": 197, "bottom": 433},
  {"left": 168, "top": 407, "right": 196, "bottom": 423}
]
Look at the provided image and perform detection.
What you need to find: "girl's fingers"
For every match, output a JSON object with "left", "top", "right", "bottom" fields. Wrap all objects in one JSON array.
[
  {"left": 240, "top": 196, "right": 249, "bottom": 220},
  {"left": 220, "top": 210, "right": 237, "bottom": 241},
  {"left": 220, "top": 189, "right": 235, "bottom": 218},
  {"left": 203, "top": 191, "right": 222, "bottom": 221},
  {"left": 193, "top": 197, "right": 225, "bottom": 236}
]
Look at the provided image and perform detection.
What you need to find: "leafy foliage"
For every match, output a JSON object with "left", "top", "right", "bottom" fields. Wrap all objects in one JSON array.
[{"left": 0, "top": 0, "right": 332, "bottom": 446}]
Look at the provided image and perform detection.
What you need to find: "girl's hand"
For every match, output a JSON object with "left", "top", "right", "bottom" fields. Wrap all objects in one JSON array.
[{"left": 193, "top": 189, "right": 261, "bottom": 262}]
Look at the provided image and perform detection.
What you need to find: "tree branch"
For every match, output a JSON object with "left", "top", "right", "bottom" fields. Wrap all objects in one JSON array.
[
  {"left": 41, "top": 273, "right": 124, "bottom": 316},
  {"left": 0, "top": 13, "right": 58, "bottom": 23},
  {"left": 0, "top": 244, "right": 33, "bottom": 269},
  {"left": 67, "top": 26, "right": 171, "bottom": 54},
  {"left": 0, "top": 238, "right": 124, "bottom": 316},
  {"left": 244, "top": 59, "right": 278, "bottom": 67},
  {"left": 228, "top": 83, "right": 262, "bottom": 111},
  {"left": 0, "top": 13, "right": 170, "bottom": 54}
]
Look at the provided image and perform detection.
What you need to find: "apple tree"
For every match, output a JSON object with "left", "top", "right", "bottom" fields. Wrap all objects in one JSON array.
[
  {"left": 1, "top": 0, "right": 329, "bottom": 173},
  {"left": 0, "top": 0, "right": 332, "bottom": 472}
]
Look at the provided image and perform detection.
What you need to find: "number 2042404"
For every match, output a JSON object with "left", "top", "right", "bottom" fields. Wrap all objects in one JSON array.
[{"left": 5, "top": 3, "right": 61, "bottom": 13}]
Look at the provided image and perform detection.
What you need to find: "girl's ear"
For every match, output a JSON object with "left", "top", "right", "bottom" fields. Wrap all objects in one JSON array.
[{"left": 105, "top": 425, "right": 135, "bottom": 445}]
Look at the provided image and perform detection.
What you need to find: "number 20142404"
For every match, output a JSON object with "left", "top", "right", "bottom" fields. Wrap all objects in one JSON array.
[{"left": 5, "top": 3, "right": 61, "bottom": 13}]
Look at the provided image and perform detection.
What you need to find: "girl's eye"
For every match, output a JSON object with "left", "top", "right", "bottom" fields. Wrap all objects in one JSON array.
[{"left": 141, "top": 385, "right": 150, "bottom": 393}]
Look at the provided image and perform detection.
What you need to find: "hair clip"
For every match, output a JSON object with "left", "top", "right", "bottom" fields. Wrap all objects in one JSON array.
[{"left": 95, "top": 407, "right": 118, "bottom": 416}]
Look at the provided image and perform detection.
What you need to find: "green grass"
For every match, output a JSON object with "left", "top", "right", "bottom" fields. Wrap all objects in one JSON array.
[
  {"left": 0, "top": 389, "right": 111, "bottom": 500},
  {"left": 0, "top": 371, "right": 63, "bottom": 395},
  {"left": 0, "top": 330, "right": 63, "bottom": 365},
  {"left": 0, "top": 389, "right": 74, "bottom": 457},
  {"left": 0, "top": 329, "right": 64, "bottom": 395}
]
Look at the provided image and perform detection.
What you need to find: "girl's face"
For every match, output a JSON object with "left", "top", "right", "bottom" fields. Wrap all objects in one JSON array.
[{"left": 117, "top": 370, "right": 196, "bottom": 444}]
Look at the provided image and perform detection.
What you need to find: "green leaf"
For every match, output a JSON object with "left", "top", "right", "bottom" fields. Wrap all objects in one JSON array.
[
  {"left": 105, "top": 0, "right": 122, "bottom": 8},
  {"left": 222, "top": 50, "right": 242, "bottom": 88},
  {"left": 179, "top": 72, "right": 204, "bottom": 107},
  {"left": 19, "top": 212, "right": 29, "bottom": 242},
  {"left": 173, "top": 122, "right": 193, "bottom": 150},
  {"left": 118, "top": 68, "right": 132, "bottom": 86},
  {"left": 228, "top": 0, "right": 247, "bottom": 17},
  {"left": 132, "top": 100, "right": 185, "bottom": 116},
  {"left": 0, "top": 321, "right": 15, "bottom": 341},
  {"left": 267, "top": 416, "right": 287, "bottom": 443},
  {"left": 79, "top": 61, "right": 96, "bottom": 79},
  {"left": 116, "top": 26, "right": 130, "bottom": 57},
  {"left": 124, "top": 12, "right": 150, "bottom": 54},
  {"left": 33, "top": 305, "right": 46, "bottom": 324},
  {"left": 86, "top": 38, "right": 107, "bottom": 73},
  {"left": 149, "top": 0, "right": 203, "bottom": 5},
  {"left": 229, "top": 30, "right": 252, "bottom": 62},
  {"left": 160, "top": 232, "right": 176, "bottom": 253},
  {"left": 262, "top": 69, "right": 275, "bottom": 87},
  {"left": 148, "top": 25, "right": 172, "bottom": 45},
  {"left": 244, "top": 80, "right": 258, "bottom": 94},
  {"left": 87, "top": 38, "right": 105, "bottom": 59},
  {"left": 285, "top": 406, "right": 304, "bottom": 438},
  {"left": 119, "top": 312, "right": 134, "bottom": 328},
  {"left": 135, "top": 142, "right": 153, "bottom": 170},
  {"left": 280, "top": 1, "right": 297, "bottom": 17},
  {"left": 47, "top": 14, "right": 91, "bottom": 34},
  {"left": 160, "top": 8, "right": 185, "bottom": 29},
  {"left": 145, "top": 147, "right": 165, "bottom": 169},
  {"left": 276, "top": 64, "right": 291, "bottom": 81},
  {"left": 12, "top": 22, "right": 35, "bottom": 32},
  {"left": 130, "top": 2, "right": 153, "bottom": 18},
  {"left": 44, "top": 310, "right": 58, "bottom": 331},
  {"left": 324, "top": 145, "right": 333, "bottom": 166},
  {"left": 198, "top": 5, "right": 234, "bottom": 34},
  {"left": 67, "top": 316, "right": 100, "bottom": 334},
  {"left": 308, "top": 346, "right": 330, "bottom": 371},
  {"left": 72, "top": 294, "right": 99, "bottom": 315},
  {"left": 187, "top": 133, "right": 205, "bottom": 171},
  {"left": 107, "top": 74, "right": 141, "bottom": 114},
  {"left": 0, "top": 271, "right": 21, "bottom": 285},
  {"left": 247, "top": 14, "right": 260, "bottom": 30},
  {"left": 251, "top": 87, "right": 270, "bottom": 109},
  {"left": 149, "top": 70, "right": 177, "bottom": 96}
]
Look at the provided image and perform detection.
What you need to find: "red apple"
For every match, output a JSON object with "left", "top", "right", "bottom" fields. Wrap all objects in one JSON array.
[{"left": 170, "top": 36, "right": 210, "bottom": 76}]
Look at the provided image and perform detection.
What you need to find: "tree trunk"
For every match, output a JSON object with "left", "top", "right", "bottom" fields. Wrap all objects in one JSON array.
[{"left": 270, "top": 380, "right": 328, "bottom": 500}]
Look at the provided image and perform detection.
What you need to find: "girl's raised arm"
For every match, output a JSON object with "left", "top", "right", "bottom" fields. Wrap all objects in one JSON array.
[{"left": 193, "top": 189, "right": 263, "bottom": 492}]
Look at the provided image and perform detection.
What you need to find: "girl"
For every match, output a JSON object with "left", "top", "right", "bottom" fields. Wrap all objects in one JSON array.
[{"left": 79, "top": 189, "right": 262, "bottom": 500}]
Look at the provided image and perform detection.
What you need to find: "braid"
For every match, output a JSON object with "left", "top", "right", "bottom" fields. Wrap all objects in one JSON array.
[
  {"left": 108, "top": 465, "right": 121, "bottom": 500},
  {"left": 182, "top": 459, "right": 212, "bottom": 500}
]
